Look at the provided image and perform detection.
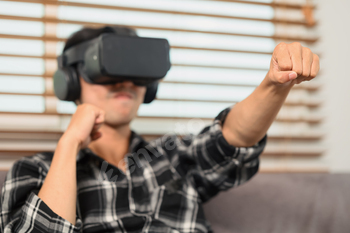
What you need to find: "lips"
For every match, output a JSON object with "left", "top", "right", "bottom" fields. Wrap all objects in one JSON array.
[{"left": 113, "top": 91, "right": 133, "bottom": 99}]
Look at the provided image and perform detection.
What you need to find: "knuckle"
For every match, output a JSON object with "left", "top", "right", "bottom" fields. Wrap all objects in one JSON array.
[
  {"left": 278, "top": 42, "right": 287, "bottom": 47},
  {"left": 303, "top": 47, "right": 312, "bottom": 54},
  {"left": 80, "top": 103, "right": 90, "bottom": 110},
  {"left": 82, "top": 105, "right": 95, "bottom": 114},
  {"left": 294, "top": 68, "right": 303, "bottom": 75},
  {"left": 310, "top": 71, "right": 317, "bottom": 78},
  {"left": 276, "top": 42, "right": 287, "bottom": 50},
  {"left": 302, "top": 71, "right": 310, "bottom": 77},
  {"left": 291, "top": 42, "right": 302, "bottom": 47},
  {"left": 302, "top": 68, "right": 311, "bottom": 77}
]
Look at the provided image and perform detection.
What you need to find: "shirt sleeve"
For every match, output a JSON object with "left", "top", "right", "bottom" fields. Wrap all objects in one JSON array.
[
  {"left": 177, "top": 106, "right": 267, "bottom": 203},
  {"left": 0, "top": 154, "right": 82, "bottom": 233}
]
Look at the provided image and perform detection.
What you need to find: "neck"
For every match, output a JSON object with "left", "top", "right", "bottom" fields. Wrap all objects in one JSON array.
[{"left": 88, "top": 123, "right": 131, "bottom": 170}]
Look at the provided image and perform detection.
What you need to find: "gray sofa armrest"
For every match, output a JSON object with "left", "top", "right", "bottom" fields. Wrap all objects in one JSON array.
[{"left": 203, "top": 173, "right": 350, "bottom": 233}]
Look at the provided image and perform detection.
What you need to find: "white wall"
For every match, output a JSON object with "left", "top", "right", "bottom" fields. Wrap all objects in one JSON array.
[{"left": 317, "top": 0, "right": 350, "bottom": 172}]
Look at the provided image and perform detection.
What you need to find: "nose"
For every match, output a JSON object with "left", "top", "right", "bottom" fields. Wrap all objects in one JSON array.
[{"left": 115, "top": 81, "right": 135, "bottom": 88}]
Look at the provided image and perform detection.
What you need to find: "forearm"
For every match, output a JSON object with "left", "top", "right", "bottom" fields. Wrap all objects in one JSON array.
[
  {"left": 222, "top": 74, "right": 294, "bottom": 147},
  {"left": 38, "top": 136, "right": 80, "bottom": 225}
]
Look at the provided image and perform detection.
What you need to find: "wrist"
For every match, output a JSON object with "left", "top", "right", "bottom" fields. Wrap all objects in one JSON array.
[{"left": 58, "top": 133, "right": 82, "bottom": 154}]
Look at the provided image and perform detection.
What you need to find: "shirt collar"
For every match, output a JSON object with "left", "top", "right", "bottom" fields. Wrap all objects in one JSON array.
[{"left": 76, "top": 129, "right": 147, "bottom": 163}]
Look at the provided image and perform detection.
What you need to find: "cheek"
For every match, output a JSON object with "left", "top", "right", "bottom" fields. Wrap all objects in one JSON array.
[
  {"left": 81, "top": 85, "right": 109, "bottom": 106},
  {"left": 138, "top": 87, "right": 147, "bottom": 102}
]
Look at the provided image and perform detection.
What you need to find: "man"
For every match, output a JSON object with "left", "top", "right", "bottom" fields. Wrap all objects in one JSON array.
[{"left": 0, "top": 26, "right": 319, "bottom": 233}]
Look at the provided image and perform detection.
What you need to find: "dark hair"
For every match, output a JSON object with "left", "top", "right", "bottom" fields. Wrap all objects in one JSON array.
[
  {"left": 63, "top": 25, "right": 138, "bottom": 51},
  {"left": 62, "top": 25, "right": 138, "bottom": 105}
]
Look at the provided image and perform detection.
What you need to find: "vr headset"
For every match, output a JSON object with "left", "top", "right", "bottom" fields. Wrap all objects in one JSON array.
[{"left": 53, "top": 32, "right": 171, "bottom": 103}]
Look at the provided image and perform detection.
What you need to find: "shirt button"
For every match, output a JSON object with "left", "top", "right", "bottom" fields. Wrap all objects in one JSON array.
[{"left": 233, "top": 159, "right": 240, "bottom": 166}]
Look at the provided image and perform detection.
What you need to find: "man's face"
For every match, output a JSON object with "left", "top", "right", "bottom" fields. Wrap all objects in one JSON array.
[{"left": 79, "top": 76, "right": 147, "bottom": 127}]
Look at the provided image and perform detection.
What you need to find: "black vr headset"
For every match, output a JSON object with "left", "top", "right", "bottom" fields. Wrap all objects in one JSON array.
[{"left": 53, "top": 28, "right": 171, "bottom": 103}]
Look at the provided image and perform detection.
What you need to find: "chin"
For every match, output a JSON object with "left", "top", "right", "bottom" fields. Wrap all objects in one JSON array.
[
  {"left": 106, "top": 99, "right": 139, "bottom": 123},
  {"left": 107, "top": 109, "right": 135, "bottom": 125},
  {"left": 106, "top": 116, "right": 132, "bottom": 127}
]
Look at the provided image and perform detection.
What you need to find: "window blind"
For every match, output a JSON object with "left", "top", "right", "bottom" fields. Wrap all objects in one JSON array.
[{"left": 0, "top": 0, "right": 325, "bottom": 172}]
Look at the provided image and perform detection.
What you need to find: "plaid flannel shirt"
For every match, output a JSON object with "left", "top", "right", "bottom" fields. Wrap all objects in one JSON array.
[{"left": 0, "top": 107, "right": 267, "bottom": 233}]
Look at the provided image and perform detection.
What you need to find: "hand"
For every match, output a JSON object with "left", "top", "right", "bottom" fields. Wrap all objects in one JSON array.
[
  {"left": 266, "top": 42, "right": 320, "bottom": 87},
  {"left": 61, "top": 103, "right": 105, "bottom": 150}
]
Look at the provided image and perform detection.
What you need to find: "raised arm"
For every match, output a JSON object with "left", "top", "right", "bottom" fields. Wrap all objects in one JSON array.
[
  {"left": 38, "top": 104, "right": 105, "bottom": 225},
  {"left": 222, "top": 42, "right": 320, "bottom": 147},
  {"left": 0, "top": 104, "right": 105, "bottom": 232}
]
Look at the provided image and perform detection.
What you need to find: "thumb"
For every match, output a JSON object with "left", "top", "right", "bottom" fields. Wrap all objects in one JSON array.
[{"left": 274, "top": 71, "right": 298, "bottom": 84}]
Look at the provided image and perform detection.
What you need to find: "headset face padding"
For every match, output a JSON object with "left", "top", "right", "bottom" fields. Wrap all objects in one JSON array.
[
  {"left": 53, "top": 66, "right": 81, "bottom": 101},
  {"left": 54, "top": 65, "right": 159, "bottom": 103}
]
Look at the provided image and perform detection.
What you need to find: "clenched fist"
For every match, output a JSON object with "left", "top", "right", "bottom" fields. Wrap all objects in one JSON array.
[
  {"left": 62, "top": 103, "right": 105, "bottom": 150},
  {"left": 267, "top": 42, "right": 320, "bottom": 87}
]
